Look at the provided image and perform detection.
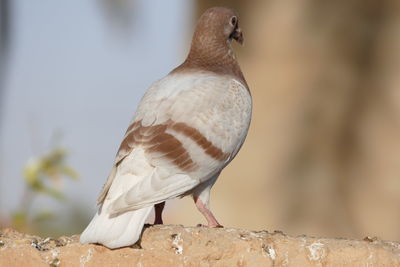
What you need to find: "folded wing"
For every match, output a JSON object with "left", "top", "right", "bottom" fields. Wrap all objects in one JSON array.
[{"left": 97, "top": 72, "right": 252, "bottom": 214}]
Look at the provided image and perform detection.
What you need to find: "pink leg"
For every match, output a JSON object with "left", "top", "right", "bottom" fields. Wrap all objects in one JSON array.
[
  {"left": 154, "top": 202, "right": 165, "bottom": 225},
  {"left": 193, "top": 196, "right": 223, "bottom": 228}
]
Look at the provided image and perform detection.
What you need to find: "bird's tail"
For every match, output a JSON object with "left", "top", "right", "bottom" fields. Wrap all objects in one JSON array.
[{"left": 79, "top": 205, "right": 153, "bottom": 249}]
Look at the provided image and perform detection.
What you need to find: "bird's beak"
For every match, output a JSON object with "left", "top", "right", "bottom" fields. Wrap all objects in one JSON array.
[{"left": 232, "top": 27, "right": 244, "bottom": 45}]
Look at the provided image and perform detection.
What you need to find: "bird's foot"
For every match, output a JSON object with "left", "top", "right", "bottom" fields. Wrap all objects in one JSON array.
[{"left": 193, "top": 196, "right": 223, "bottom": 228}]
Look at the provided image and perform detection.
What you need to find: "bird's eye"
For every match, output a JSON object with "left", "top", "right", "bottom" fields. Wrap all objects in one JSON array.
[{"left": 230, "top": 16, "right": 237, "bottom": 26}]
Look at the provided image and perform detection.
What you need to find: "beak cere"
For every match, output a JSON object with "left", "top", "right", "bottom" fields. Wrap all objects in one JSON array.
[{"left": 232, "top": 27, "right": 244, "bottom": 45}]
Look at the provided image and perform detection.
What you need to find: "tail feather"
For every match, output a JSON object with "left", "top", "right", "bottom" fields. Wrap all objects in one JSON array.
[{"left": 80, "top": 205, "right": 153, "bottom": 249}]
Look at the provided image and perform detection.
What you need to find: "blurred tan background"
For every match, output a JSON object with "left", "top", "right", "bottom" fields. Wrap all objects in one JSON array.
[
  {"left": 168, "top": 0, "right": 400, "bottom": 241},
  {"left": 1, "top": 0, "right": 400, "bottom": 241}
]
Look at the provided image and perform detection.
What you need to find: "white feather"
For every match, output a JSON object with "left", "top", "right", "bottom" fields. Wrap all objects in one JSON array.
[
  {"left": 79, "top": 205, "right": 152, "bottom": 249},
  {"left": 80, "top": 148, "right": 154, "bottom": 248},
  {"left": 135, "top": 72, "right": 252, "bottom": 174}
]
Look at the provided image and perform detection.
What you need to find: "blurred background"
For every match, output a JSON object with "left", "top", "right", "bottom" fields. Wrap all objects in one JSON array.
[{"left": 1, "top": 0, "right": 400, "bottom": 241}]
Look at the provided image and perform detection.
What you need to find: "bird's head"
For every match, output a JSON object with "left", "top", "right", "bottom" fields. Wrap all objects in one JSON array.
[
  {"left": 171, "top": 7, "right": 248, "bottom": 88},
  {"left": 173, "top": 6, "right": 246, "bottom": 83},
  {"left": 192, "top": 7, "right": 244, "bottom": 47}
]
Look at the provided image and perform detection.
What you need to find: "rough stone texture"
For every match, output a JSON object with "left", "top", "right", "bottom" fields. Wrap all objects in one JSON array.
[{"left": 1, "top": 226, "right": 400, "bottom": 266}]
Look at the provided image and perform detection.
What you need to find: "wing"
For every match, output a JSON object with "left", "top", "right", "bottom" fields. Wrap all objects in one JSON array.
[{"left": 98, "top": 72, "right": 252, "bottom": 213}]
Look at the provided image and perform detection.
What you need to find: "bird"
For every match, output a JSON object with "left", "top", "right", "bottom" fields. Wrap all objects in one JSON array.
[{"left": 79, "top": 6, "right": 252, "bottom": 249}]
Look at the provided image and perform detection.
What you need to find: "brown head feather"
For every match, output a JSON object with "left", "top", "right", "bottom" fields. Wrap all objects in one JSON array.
[{"left": 172, "top": 7, "right": 248, "bottom": 88}]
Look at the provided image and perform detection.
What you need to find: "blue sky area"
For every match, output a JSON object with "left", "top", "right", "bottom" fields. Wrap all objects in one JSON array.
[{"left": 0, "top": 0, "right": 194, "bottom": 215}]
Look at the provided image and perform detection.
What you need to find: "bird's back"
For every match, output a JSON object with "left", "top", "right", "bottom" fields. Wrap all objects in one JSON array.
[{"left": 100, "top": 71, "right": 251, "bottom": 214}]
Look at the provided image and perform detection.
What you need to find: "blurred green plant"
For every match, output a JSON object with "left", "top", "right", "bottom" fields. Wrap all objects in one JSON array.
[{"left": 12, "top": 147, "right": 78, "bottom": 233}]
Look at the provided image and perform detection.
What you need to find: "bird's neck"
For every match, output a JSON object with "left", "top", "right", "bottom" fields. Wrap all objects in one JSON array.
[{"left": 172, "top": 37, "right": 247, "bottom": 87}]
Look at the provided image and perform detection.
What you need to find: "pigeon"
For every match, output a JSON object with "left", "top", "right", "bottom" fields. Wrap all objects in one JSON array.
[{"left": 80, "top": 6, "right": 252, "bottom": 249}]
